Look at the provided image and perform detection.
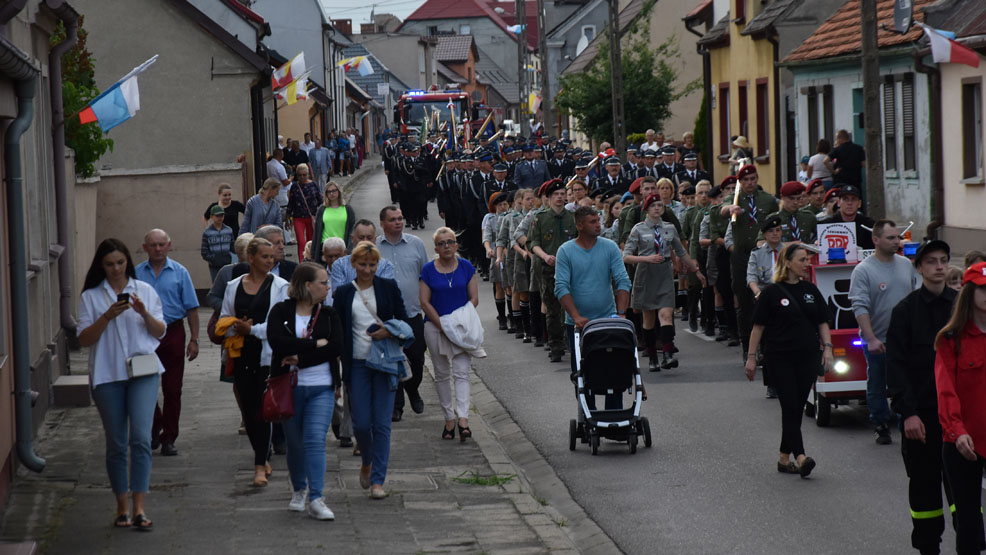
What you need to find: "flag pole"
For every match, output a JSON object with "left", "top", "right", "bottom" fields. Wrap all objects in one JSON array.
[{"left": 59, "top": 54, "right": 159, "bottom": 130}]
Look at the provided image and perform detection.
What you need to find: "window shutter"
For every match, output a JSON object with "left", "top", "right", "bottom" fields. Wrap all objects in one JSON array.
[
  {"left": 883, "top": 77, "right": 896, "bottom": 138},
  {"left": 901, "top": 74, "right": 914, "bottom": 137}
]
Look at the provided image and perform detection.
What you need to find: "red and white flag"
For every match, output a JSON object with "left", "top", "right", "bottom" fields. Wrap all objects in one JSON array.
[
  {"left": 919, "top": 23, "right": 979, "bottom": 68},
  {"left": 272, "top": 52, "right": 305, "bottom": 89}
]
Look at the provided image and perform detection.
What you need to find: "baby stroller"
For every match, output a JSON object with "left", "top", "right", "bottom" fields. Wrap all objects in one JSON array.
[{"left": 569, "top": 318, "right": 652, "bottom": 455}]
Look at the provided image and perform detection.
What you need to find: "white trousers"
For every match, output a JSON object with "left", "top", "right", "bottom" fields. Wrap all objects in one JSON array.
[{"left": 423, "top": 321, "right": 471, "bottom": 420}]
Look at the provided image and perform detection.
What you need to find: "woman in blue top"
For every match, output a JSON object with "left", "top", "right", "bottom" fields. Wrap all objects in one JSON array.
[{"left": 420, "top": 227, "right": 480, "bottom": 441}]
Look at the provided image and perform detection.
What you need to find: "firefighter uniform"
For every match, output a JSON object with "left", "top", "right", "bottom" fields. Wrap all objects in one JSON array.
[{"left": 886, "top": 262, "right": 959, "bottom": 554}]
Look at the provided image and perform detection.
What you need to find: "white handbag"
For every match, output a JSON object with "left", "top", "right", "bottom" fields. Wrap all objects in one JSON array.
[{"left": 105, "top": 289, "right": 160, "bottom": 380}]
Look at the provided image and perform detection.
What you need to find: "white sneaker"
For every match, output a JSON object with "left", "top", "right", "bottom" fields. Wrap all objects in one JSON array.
[
  {"left": 288, "top": 489, "right": 307, "bottom": 512},
  {"left": 308, "top": 497, "right": 335, "bottom": 520}
]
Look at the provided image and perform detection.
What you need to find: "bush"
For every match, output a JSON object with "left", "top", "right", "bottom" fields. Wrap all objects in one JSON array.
[
  {"left": 627, "top": 132, "right": 647, "bottom": 146},
  {"left": 693, "top": 91, "right": 709, "bottom": 169}
]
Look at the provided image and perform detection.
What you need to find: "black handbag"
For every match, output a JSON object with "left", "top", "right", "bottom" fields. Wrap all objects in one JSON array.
[{"left": 774, "top": 283, "right": 827, "bottom": 377}]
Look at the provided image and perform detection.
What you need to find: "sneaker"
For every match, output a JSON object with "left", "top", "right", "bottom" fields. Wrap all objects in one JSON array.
[
  {"left": 765, "top": 387, "right": 778, "bottom": 399},
  {"left": 875, "top": 424, "right": 892, "bottom": 445},
  {"left": 288, "top": 489, "right": 307, "bottom": 512},
  {"left": 308, "top": 497, "right": 335, "bottom": 520}
]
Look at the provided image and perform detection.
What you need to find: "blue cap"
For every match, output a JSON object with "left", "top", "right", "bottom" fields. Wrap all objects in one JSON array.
[
  {"left": 477, "top": 152, "right": 494, "bottom": 162},
  {"left": 522, "top": 143, "right": 535, "bottom": 152}
]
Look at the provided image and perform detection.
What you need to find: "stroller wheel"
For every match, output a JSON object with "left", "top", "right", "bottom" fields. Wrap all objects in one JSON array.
[
  {"left": 569, "top": 420, "right": 577, "bottom": 451},
  {"left": 628, "top": 433, "right": 638, "bottom": 454},
  {"left": 590, "top": 432, "right": 599, "bottom": 455},
  {"left": 641, "top": 417, "right": 653, "bottom": 448}
]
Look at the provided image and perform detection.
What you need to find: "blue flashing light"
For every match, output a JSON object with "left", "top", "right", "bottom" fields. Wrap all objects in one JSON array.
[
  {"left": 408, "top": 90, "right": 426, "bottom": 96},
  {"left": 852, "top": 340, "right": 863, "bottom": 346}
]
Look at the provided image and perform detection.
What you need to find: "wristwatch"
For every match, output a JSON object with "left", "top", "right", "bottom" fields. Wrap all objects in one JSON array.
[
  {"left": 616, "top": 310, "right": 626, "bottom": 315},
  {"left": 823, "top": 342, "right": 833, "bottom": 348}
]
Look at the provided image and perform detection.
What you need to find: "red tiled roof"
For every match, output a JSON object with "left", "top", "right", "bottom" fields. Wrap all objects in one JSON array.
[
  {"left": 400, "top": 0, "right": 536, "bottom": 51},
  {"left": 684, "top": 0, "right": 713, "bottom": 21},
  {"left": 783, "top": 0, "right": 936, "bottom": 63},
  {"left": 220, "top": 0, "right": 264, "bottom": 24}
]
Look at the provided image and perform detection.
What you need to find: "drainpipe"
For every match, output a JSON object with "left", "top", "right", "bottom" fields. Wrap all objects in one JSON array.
[
  {"left": 768, "top": 34, "right": 783, "bottom": 192},
  {"left": 913, "top": 48, "right": 943, "bottom": 239},
  {"left": 47, "top": 0, "right": 79, "bottom": 333},
  {"left": 0, "top": 31, "right": 47, "bottom": 473}
]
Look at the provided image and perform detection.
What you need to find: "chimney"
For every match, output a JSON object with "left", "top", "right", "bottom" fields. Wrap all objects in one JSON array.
[
  {"left": 332, "top": 19, "right": 353, "bottom": 36},
  {"left": 361, "top": 23, "right": 376, "bottom": 34}
]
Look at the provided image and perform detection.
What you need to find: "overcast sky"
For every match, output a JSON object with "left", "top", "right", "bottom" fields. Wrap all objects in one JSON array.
[{"left": 318, "top": 0, "right": 426, "bottom": 31}]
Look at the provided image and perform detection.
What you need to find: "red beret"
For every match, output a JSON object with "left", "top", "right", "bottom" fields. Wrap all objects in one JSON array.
[
  {"left": 641, "top": 193, "right": 662, "bottom": 212},
  {"left": 540, "top": 178, "right": 564, "bottom": 197},
  {"left": 805, "top": 178, "right": 825, "bottom": 193},
  {"left": 628, "top": 177, "right": 644, "bottom": 194},
  {"left": 719, "top": 175, "right": 738, "bottom": 188},
  {"left": 735, "top": 164, "right": 758, "bottom": 180},
  {"left": 823, "top": 187, "right": 840, "bottom": 203},
  {"left": 780, "top": 181, "right": 805, "bottom": 197}
]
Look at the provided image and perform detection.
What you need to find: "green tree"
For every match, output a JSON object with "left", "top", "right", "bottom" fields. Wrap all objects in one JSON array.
[
  {"left": 558, "top": 28, "right": 699, "bottom": 144},
  {"left": 51, "top": 16, "right": 113, "bottom": 178},
  {"left": 693, "top": 91, "right": 710, "bottom": 169}
]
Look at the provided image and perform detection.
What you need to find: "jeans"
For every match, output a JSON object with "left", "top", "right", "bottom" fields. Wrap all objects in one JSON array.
[
  {"left": 283, "top": 385, "right": 334, "bottom": 501},
  {"left": 92, "top": 373, "right": 160, "bottom": 494},
  {"left": 349, "top": 359, "right": 396, "bottom": 486},
  {"left": 567, "top": 325, "right": 622, "bottom": 411},
  {"left": 864, "top": 349, "right": 890, "bottom": 425}
]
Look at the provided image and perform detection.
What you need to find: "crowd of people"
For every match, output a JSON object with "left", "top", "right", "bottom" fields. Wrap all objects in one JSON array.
[{"left": 79, "top": 122, "right": 986, "bottom": 554}]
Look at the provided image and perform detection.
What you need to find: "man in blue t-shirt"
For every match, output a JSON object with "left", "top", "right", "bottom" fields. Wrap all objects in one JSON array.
[{"left": 555, "top": 206, "right": 631, "bottom": 409}]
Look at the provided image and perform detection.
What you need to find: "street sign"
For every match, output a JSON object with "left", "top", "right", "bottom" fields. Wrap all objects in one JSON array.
[{"left": 894, "top": 0, "right": 913, "bottom": 33}]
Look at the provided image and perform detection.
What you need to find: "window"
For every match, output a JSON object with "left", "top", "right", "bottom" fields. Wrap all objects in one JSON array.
[
  {"left": 738, "top": 81, "right": 748, "bottom": 138},
  {"left": 756, "top": 79, "right": 769, "bottom": 157},
  {"left": 901, "top": 73, "right": 916, "bottom": 171},
  {"left": 805, "top": 87, "right": 819, "bottom": 149},
  {"left": 734, "top": 0, "right": 746, "bottom": 23},
  {"left": 962, "top": 80, "right": 983, "bottom": 179},
  {"left": 459, "top": 24, "right": 471, "bottom": 35},
  {"left": 427, "top": 25, "right": 438, "bottom": 36},
  {"left": 718, "top": 82, "right": 731, "bottom": 155},
  {"left": 581, "top": 25, "right": 595, "bottom": 41},
  {"left": 822, "top": 84, "right": 834, "bottom": 144},
  {"left": 883, "top": 75, "right": 897, "bottom": 171}
]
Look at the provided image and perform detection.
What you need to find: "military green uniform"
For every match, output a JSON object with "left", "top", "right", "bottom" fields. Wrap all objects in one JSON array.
[
  {"left": 684, "top": 203, "right": 713, "bottom": 329},
  {"left": 766, "top": 207, "right": 818, "bottom": 244},
  {"left": 528, "top": 207, "right": 578, "bottom": 356},
  {"left": 514, "top": 207, "right": 545, "bottom": 293},
  {"left": 729, "top": 190, "right": 779, "bottom": 353},
  {"left": 619, "top": 204, "right": 682, "bottom": 246}
]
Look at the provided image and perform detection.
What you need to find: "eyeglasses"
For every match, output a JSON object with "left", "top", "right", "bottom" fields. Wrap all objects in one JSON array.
[
  {"left": 326, "top": 189, "right": 339, "bottom": 194},
  {"left": 435, "top": 239, "right": 457, "bottom": 247}
]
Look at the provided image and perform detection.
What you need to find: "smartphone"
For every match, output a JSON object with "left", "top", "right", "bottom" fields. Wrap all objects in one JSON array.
[
  {"left": 366, "top": 323, "right": 381, "bottom": 334},
  {"left": 117, "top": 293, "right": 131, "bottom": 304}
]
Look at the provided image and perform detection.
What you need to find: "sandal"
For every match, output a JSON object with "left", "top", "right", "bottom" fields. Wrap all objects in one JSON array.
[
  {"left": 458, "top": 425, "right": 472, "bottom": 442},
  {"left": 442, "top": 424, "right": 455, "bottom": 440},
  {"left": 132, "top": 513, "right": 153, "bottom": 531},
  {"left": 113, "top": 514, "right": 131, "bottom": 528},
  {"left": 265, "top": 462, "right": 273, "bottom": 477}
]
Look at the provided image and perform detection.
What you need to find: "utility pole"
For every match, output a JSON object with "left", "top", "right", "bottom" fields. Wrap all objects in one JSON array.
[
  {"left": 536, "top": 0, "right": 553, "bottom": 137},
  {"left": 516, "top": 0, "right": 526, "bottom": 125},
  {"left": 608, "top": 0, "right": 626, "bottom": 154},
  {"left": 861, "top": 0, "right": 885, "bottom": 217}
]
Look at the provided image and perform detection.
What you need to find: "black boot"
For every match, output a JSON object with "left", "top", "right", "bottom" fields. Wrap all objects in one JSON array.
[
  {"left": 643, "top": 328, "right": 659, "bottom": 371},
  {"left": 715, "top": 308, "right": 729, "bottom": 341},
  {"left": 648, "top": 351, "right": 661, "bottom": 372},
  {"left": 495, "top": 299, "right": 507, "bottom": 330},
  {"left": 660, "top": 326, "right": 678, "bottom": 368},
  {"left": 661, "top": 350, "right": 678, "bottom": 369},
  {"left": 687, "top": 288, "right": 700, "bottom": 332},
  {"left": 520, "top": 303, "right": 533, "bottom": 343}
]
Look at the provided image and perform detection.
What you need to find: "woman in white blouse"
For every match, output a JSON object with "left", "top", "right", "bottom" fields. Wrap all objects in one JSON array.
[{"left": 77, "top": 239, "right": 167, "bottom": 531}]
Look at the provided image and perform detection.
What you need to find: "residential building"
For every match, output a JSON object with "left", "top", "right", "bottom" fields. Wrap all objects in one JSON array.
[
  {"left": 74, "top": 0, "right": 273, "bottom": 290},
  {"left": 354, "top": 33, "right": 439, "bottom": 91},
  {"left": 0, "top": 0, "right": 84, "bottom": 513},
  {"left": 342, "top": 43, "right": 410, "bottom": 147},
  {"left": 782, "top": 0, "right": 937, "bottom": 233},
  {"left": 545, "top": 0, "right": 610, "bottom": 136},
  {"left": 921, "top": 0, "right": 986, "bottom": 253}
]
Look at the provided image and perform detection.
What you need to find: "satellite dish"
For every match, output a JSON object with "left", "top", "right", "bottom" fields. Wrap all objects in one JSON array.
[
  {"left": 575, "top": 34, "right": 589, "bottom": 56},
  {"left": 471, "top": 90, "right": 483, "bottom": 102},
  {"left": 494, "top": 6, "right": 505, "bottom": 14}
]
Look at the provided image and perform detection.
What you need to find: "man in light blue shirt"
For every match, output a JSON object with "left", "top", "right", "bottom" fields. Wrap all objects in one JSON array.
[
  {"left": 330, "top": 219, "right": 394, "bottom": 290},
  {"left": 555, "top": 207, "right": 631, "bottom": 410},
  {"left": 377, "top": 206, "right": 430, "bottom": 419},
  {"left": 135, "top": 229, "right": 200, "bottom": 456}
]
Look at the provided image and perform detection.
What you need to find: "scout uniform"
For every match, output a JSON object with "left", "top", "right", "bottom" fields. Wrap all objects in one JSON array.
[
  {"left": 528, "top": 187, "right": 577, "bottom": 360},
  {"left": 684, "top": 196, "right": 713, "bottom": 334}
]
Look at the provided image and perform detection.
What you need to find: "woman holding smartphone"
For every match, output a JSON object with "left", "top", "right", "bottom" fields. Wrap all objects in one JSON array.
[
  {"left": 333, "top": 241, "right": 409, "bottom": 499},
  {"left": 934, "top": 261, "right": 986, "bottom": 554},
  {"left": 77, "top": 239, "right": 167, "bottom": 530}
]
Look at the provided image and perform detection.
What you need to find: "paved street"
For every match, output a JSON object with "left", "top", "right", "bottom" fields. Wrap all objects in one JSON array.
[{"left": 341, "top": 168, "right": 952, "bottom": 554}]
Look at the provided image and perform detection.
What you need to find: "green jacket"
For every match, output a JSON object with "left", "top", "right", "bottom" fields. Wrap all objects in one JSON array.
[
  {"left": 766, "top": 207, "right": 818, "bottom": 244},
  {"left": 528, "top": 207, "right": 577, "bottom": 257},
  {"left": 730, "top": 190, "right": 778, "bottom": 254},
  {"left": 683, "top": 204, "right": 711, "bottom": 259}
]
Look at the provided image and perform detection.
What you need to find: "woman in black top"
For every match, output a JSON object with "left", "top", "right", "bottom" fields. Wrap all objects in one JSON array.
[
  {"left": 204, "top": 183, "right": 246, "bottom": 238},
  {"left": 221, "top": 237, "right": 289, "bottom": 487},
  {"left": 746, "top": 243, "right": 833, "bottom": 478}
]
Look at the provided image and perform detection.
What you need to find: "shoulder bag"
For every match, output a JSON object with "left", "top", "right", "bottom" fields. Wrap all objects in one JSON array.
[
  {"left": 352, "top": 281, "right": 411, "bottom": 383},
  {"left": 774, "top": 283, "right": 827, "bottom": 377},
  {"left": 262, "top": 296, "right": 319, "bottom": 423},
  {"left": 105, "top": 289, "right": 160, "bottom": 379}
]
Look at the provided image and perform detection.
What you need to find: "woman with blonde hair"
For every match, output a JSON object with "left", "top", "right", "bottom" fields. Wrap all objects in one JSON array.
[
  {"left": 242, "top": 177, "right": 283, "bottom": 235},
  {"left": 332, "top": 241, "right": 409, "bottom": 499},
  {"left": 746, "top": 243, "right": 833, "bottom": 478},
  {"left": 312, "top": 181, "right": 357, "bottom": 265},
  {"left": 420, "top": 227, "right": 480, "bottom": 440}
]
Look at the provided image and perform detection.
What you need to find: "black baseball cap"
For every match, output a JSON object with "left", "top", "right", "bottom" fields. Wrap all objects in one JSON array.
[{"left": 913, "top": 239, "right": 950, "bottom": 267}]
